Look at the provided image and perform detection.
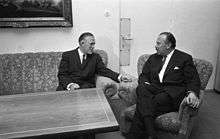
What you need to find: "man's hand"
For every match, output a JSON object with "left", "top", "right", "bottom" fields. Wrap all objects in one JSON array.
[
  {"left": 120, "top": 74, "right": 132, "bottom": 82},
  {"left": 69, "top": 83, "right": 80, "bottom": 91},
  {"left": 186, "top": 92, "right": 200, "bottom": 108}
]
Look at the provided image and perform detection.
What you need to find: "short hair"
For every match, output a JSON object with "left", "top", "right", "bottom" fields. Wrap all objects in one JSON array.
[
  {"left": 159, "top": 32, "right": 176, "bottom": 48},
  {"left": 78, "top": 32, "right": 94, "bottom": 44}
]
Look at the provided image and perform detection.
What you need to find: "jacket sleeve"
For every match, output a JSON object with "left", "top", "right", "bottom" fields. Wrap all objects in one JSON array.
[
  {"left": 57, "top": 52, "right": 74, "bottom": 89},
  {"left": 95, "top": 54, "right": 120, "bottom": 83},
  {"left": 183, "top": 55, "right": 201, "bottom": 97}
]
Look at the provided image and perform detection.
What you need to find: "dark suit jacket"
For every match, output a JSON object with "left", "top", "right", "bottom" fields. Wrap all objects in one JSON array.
[
  {"left": 57, "top": 48, "right": 119, "bottom": 91},
  {"left": 138, "top": 49, "right": 201, "bottom": 105}
]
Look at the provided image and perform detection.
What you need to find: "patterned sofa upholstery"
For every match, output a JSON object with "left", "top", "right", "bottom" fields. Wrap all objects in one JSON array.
[
  {"left": 118, "top": 54, "right": 213, "bottom": 139},
  {"left": 0, "top": 49, "right": 109, "bottom": 95},
  {"left": 0, "top": 49, "right": 126, "bottom": 121}
]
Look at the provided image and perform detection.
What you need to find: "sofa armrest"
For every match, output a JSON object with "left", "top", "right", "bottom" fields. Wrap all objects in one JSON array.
[
  {"left": 96, "top": 75, "right": 119, "bottom": 99},
  {"left": 118, "top": 79, "right": 138, "bottom": 106}
]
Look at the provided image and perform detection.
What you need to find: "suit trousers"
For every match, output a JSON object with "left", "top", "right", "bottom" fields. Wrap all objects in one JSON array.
[{"left": 127, "top": 83, "right": 176, "bottom": 139}]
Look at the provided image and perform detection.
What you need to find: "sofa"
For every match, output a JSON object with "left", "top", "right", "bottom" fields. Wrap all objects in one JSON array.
[
  {"left": 0, "top": 49, "right": 126, "bottom": 122},
  {"left": 117, "top": 54, "right": 213, "bottom": 139}
]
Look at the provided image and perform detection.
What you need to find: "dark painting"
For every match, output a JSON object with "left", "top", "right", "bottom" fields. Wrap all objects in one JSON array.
[{"left": 0, "top": 0, "right": 72, "bottom": 28}]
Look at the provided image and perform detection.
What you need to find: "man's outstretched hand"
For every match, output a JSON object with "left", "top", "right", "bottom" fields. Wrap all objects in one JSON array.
[{"left": 120, "top": 74, "right": 132, "bottom": 82}]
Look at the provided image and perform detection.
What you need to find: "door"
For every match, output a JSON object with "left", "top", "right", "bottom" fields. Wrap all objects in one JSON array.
[{"left": 119, "top": 0, "right": 172, "bottom": 76}]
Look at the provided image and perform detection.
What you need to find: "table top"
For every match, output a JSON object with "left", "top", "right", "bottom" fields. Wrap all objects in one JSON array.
[{"left": 0, "top": 88, "right": 119, "bottom": 139}]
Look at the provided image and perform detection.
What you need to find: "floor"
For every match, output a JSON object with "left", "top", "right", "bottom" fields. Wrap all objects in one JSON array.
[
  {"left": 96, "top": 90, "right": 220, "bottom": 139},
  {"left": 190, "top": 90, "right": 220, "bottom": 139}
]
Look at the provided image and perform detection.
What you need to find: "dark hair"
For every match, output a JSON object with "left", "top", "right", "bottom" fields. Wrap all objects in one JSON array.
[
  {"left": 159, "top": 32, "right": 176, "bottom": 48},
  {"left": 78, "top": 32, "right": 94, "bottom": 44}
]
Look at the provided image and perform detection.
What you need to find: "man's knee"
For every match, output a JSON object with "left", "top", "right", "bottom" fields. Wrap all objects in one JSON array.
[
  {"left": 136, "top": 84, "right": 147, "bottom": 97},
  {"left": 137, "top": 84, "right": 146, "bottom": 91}
]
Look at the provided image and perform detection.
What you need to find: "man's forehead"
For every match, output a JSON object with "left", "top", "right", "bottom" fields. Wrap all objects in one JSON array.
[
  {"left": 84, "top": 36, "right": 95, "bottom": 42},
  {"left": 157, "top": 35, "right": 167, "bottom": 42}
]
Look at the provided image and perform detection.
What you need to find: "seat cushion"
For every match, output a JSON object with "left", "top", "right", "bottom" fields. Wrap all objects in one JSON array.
[{"left": 155, "top": 112, "right": 181, "bottom": 133}]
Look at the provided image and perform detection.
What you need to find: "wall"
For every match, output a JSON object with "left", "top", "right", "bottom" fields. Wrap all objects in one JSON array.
[
  {"left": 0, "top": 0, "right": 219, "bottom": 89},
  {"left": 120, "top": 0, "right": 220, "bottom": 89},
  {"left": 0, "top": 0, "right": 120, "bottom": 72}
]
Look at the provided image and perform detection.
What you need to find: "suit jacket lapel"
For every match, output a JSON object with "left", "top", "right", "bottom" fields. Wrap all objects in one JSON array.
[
  {"left": 157, "top": 55, "right": 164, "bottom": 73},
  {"left": 74, "top": 48, "right": 82, "bottom": 69},
  {"left": 152, "top": 55, "right": 163, "bottom": 82},
  {"left": 163, "top": 50, "right": 178, "bottom": 78}
]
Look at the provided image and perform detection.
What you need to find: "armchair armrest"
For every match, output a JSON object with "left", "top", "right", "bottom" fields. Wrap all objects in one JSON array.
[
  {"left": 96, "top": 73, "right": 138, "bottom": 100},
  {"left": 178, "top": 98, "right": 194, "bottom": 135},
  {"left": 178, "top": 90, "right": 204, "bottom": 135},
  {"left": 118, "top": 78, "right": 138, "bottom": 106},
  {"left": 178, "top": 90, "right": 205, "bottom": 119}
]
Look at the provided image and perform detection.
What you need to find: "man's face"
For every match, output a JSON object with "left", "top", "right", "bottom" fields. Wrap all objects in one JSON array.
[
  {"left": 81, "top": 36, "right": 95, "bottom": 54},
  {"left": 155, "top": 34, "right": 169, "bottom": 56}
]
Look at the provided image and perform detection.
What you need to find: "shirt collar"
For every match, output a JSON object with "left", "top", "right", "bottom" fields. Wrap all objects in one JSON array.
[
  {"left": 166, "top": 49, "right": 175, "bottom": 59},
  {"left": 78, "top": 47, "right": 84, "bottom": 57}
]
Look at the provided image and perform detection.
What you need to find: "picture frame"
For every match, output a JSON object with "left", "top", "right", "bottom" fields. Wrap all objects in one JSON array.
[{"left": 0, "top": 0, "right": 72, "bottom": 28}]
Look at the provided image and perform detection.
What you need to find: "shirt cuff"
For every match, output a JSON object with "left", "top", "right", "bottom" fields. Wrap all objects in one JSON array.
[
  {"left": 67, "top": 83, "right": 74, "bottom": 90},
  {"left": 186, "top": 90, "right": 196, "bottom": 96},
  {"left": 118, "top": 74, "right": 122, "bottom": 82}
]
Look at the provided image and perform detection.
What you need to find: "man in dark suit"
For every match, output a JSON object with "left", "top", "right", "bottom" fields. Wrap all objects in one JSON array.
[
  {"left": 57, "top": 32, "right": 130, "bottom": 91},
  {"left": 127, "top": 32, "right": 201, "bottom": 139}
]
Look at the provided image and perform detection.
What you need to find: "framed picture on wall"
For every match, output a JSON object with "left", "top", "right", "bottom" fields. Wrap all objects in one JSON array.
[{"left": 0, "top": 0, "right": 72, "bottom": 28}]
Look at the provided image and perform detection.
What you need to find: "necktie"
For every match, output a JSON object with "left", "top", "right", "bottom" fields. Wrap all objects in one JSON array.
[
  {"left": 82, "top": 54, "right": 86, "bottom": 64},
  {"left": 159, "top": 56, "right": 166, "bottom": 72},
  {"left": 162, "top": 56, "right": 166, "bottom": 65}
]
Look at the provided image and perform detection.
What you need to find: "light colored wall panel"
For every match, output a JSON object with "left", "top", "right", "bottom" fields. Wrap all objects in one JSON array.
[{"left": 120, "top": 0, "right": 220, "bottom": 89}]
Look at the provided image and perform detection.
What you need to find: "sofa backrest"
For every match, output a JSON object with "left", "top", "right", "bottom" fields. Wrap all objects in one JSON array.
[
  {"left": 137, "top": 54, "right": 213, "bottom": 90},
  {"left": 0, "top": 49, "right": 107, "bottom": 96}
]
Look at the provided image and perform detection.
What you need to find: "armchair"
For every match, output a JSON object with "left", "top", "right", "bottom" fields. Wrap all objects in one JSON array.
[{"left": 118, "top": 54, "right": 213, "bottom": 139}]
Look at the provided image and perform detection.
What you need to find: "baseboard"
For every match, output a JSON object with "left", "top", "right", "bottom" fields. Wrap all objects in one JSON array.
[
  {"left": 214, "top": 89, "right": 220, "bottom": 94},
  {"left": 205, "top": 89, "right": 214, "bottom": 91},
  {"left": 203, "top": 89, "right": 215, "bottom": 93},
  {"left": 205, "top": 88, "right": 220, "bottom": 94}
]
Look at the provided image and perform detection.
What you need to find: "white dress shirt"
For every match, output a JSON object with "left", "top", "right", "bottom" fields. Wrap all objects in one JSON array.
[
  {"left": 158, "top": 50, "right": 175, "bottom": 83},
  {"left": 78, "top": 48, "right": 86, "bottom": 63}
]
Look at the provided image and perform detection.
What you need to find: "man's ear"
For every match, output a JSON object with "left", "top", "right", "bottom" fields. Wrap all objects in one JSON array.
[
  {"left": 166, "top": 43, "right": 171, "bottom": 49},
  {"left": 80, "top": 40, "right": 85, "bottom": 45}
]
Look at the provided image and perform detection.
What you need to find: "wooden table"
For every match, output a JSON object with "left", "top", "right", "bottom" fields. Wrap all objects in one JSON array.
[{"left": 0, "top": 88, "right": 119, "bottom": 139}]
